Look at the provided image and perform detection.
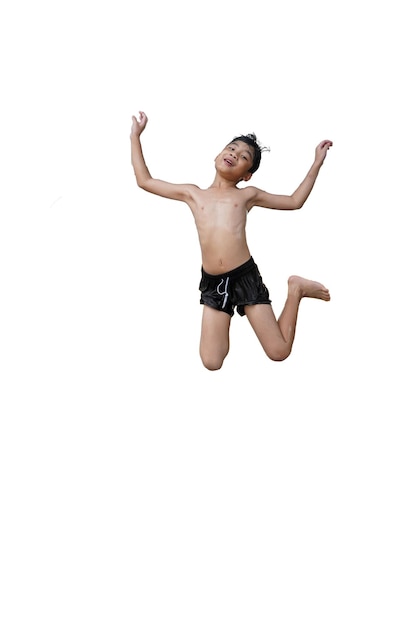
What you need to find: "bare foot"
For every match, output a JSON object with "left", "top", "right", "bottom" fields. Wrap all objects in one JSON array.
[{"left": 288, "top": 275, "right": 331, "bottom": 301}]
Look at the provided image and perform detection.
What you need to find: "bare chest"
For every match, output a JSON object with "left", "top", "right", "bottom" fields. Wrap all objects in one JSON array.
[{"left": 191, "top": 189, "right": 248, "bottom": 231}]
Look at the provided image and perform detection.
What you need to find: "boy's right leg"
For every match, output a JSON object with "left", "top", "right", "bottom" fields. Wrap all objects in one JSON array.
[{"left": 199, "top": 305, "right": 231, "bottom": 371}]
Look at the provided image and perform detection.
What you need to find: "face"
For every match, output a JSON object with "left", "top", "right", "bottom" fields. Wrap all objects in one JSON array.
[{"left": 215, "top": 140, "right": 255, "bottom": 181}]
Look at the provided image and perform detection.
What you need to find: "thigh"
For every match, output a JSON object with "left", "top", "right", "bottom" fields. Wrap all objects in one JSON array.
[
  {"left": 244, "top": 304, "right": 283, "bottom": 353},
  {"left": 199, "top": 305, "right": 231, "bottom": 369}
]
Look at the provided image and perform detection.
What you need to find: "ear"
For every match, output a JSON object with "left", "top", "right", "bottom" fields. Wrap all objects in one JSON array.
[{"left": 242, "top": 172, "right": 253, "bottom": 182}]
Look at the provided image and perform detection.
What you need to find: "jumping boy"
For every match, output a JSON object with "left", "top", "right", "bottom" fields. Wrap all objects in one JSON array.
[{"left": 130, "top": 111, "right": 332, "bottom": 370}]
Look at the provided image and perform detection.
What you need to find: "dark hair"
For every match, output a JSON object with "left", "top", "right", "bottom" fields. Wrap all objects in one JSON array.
[{"left": 231, "top": 133, "right": 269, "bottom": 174}]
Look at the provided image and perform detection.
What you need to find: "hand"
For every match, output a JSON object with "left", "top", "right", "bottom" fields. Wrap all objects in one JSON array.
[
  {"left": 315, "top": 139, "right": 333, "bottom": 164},
  {"left": 131, "top": 111, "right": 148, "bottom": 138}
]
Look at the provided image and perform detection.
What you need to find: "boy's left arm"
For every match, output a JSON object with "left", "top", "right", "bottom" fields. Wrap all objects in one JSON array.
[{"left": 252, "top": 139, "right": 333, "bottom": 211}]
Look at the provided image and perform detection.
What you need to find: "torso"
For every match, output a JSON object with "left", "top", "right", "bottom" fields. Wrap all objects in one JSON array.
[{"left": 186, "top": 185, "right": 254, "bottom": 274}]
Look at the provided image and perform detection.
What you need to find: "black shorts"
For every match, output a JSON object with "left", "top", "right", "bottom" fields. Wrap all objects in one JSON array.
[{"left": 199, "top": 257, "right": 271, "bottom": 317}]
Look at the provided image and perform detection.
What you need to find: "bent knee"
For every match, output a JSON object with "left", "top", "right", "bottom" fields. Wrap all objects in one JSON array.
[
  {"left": 202, "top": 359, "right": 224, "bottom": 371},
  {"left": 265, "top": 345, "right": 292, "bottom": 362},
  {"left": 200, "top": 349, "right": 228, "bottom": 371}
]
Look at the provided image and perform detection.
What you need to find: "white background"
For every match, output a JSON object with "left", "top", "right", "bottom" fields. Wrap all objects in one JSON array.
[{"left": 0, "top": 1, "right": 416, "bottom": 624}]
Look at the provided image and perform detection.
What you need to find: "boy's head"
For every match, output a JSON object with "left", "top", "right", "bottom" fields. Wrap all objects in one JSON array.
[{"left": 229, "top": 133, "right": 266, "bottom": 174}]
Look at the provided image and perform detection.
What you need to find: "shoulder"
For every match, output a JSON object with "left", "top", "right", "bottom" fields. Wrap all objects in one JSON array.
[
  {"left": 171, "top": 182, "right": 201, "bottom": 201},
  {"left": 239, "top": 185, "right": 262, "bottom": 208},
  {"left": 241, "top": 185, "right": 260, "bottom": 195},
  {"left": 146, "top": 180, "right": 201, "bottom": 203}
]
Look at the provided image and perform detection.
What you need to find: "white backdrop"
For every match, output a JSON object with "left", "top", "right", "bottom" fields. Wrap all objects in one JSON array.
[{"left": 1, "top": 1, "right": 416, "bottom": 624}]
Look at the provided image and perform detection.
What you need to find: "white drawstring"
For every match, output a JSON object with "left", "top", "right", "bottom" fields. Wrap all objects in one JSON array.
[{"left": 217, "top": 277, "right": 230, "bottom": 309}]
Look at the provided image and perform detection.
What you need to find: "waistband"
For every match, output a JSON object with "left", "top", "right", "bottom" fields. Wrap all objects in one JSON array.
[{"left": 202, "top": 256, "right": 256, "bottom": 281}]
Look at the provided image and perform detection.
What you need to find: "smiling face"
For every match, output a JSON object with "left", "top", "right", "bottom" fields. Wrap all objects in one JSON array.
[{"left": 215, "top": 140, "right": 255, "bottom": 182}]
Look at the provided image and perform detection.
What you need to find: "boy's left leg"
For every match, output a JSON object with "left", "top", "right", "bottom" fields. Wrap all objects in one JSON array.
[{"left": 245, "top": 275, "right": 330, "bottom": 361}]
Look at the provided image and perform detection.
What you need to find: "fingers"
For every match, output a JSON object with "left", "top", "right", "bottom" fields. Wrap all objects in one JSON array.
[
  {"left": 320, "top": 139, "right": 333, "bottom": 149},
  {"left": 131, "top": 111, "right": 147, "bottom": 123},
  {"left": 314, "top": 139, "right": 332, "bottom": 163}
]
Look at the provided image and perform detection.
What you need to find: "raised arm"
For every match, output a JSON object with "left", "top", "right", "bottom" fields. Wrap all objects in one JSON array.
[
  {"left": 250, "top": 139, "right": 333, "bottom": 211},
  {"left": 130, "top": 111, "right": 195, "bottom": 202}
]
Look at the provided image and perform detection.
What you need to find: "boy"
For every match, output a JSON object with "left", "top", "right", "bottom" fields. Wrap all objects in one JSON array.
[{"left": 130, "top": 111, "right": 332, "bottom": 370}]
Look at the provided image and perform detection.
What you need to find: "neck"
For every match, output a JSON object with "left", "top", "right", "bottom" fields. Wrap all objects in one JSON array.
[{"left": 210, "top": 172, "right": 240, "bottom": 189}]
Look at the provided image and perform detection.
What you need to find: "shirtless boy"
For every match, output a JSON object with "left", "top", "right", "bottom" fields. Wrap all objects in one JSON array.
[{"left": 130, "top": 111, "right": 332, "bottom": 370}]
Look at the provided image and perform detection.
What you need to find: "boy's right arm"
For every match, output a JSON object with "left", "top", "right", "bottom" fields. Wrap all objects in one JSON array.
[{"left": 130, "top": 111, "right": 194, "bottom": 203}]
